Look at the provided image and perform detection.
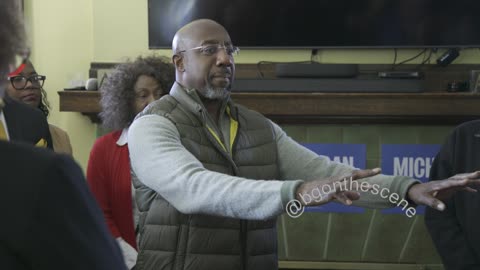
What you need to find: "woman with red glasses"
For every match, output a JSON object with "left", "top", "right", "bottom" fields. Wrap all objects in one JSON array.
[{"left": 6, "top": 60, "right": 72, "bottom": 154}]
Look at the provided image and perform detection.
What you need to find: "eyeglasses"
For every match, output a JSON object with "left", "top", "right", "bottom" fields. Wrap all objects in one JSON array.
[
  {"left": 178, "top": 44, "right": 240, "bottom": 56},
  {"left": 8, "top": 75, "right": 46, "bottom": 90}
]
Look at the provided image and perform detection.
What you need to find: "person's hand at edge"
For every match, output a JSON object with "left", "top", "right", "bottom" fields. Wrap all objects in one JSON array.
[{"left": 408, "top": 171, "right": 480, "bottom": 211}]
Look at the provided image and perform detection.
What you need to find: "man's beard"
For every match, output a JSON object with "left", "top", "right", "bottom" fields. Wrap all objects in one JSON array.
[
  {"left": 202, "top": 82, "right": 231, "bottom": 100},
  {"left": 203, "top": 87, "right": 229, "bottom": 100}
]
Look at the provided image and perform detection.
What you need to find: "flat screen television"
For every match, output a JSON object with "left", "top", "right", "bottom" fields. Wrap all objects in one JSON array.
[{"left": 148, "top": 0, "right": 480, "bottom": 49}]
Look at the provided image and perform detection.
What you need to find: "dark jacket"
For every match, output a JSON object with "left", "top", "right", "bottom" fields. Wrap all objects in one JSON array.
[
  {"left": 3, "top": 95, "right": 53, "bottom": 149},
  {"left": 0, "top": 140, "right": 126, "bottom": 270},
  {"left": 425, "top": 120, "right": 480, "bottom": 270}
]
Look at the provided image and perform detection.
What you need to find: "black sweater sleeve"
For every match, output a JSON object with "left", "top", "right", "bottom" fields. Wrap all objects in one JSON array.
[
  {"left": 28, "top": 154, "right": 126, "bottom": 270},
  {"left": 424, "top": 128, "right": 480, "bottom": 270}
]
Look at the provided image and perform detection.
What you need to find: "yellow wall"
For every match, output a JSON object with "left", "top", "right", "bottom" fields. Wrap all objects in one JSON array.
[
  {"left": 24, "top": 0, "right": 480, "bottom": 170},
  {"left": 24, "top": 0, "right": 95, "bottom": 170}
]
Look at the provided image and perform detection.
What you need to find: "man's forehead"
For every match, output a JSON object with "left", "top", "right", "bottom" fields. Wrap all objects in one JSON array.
[
  {"left": 184, "top": 37, "right": 232, "bottom": 46},
  {"left": 182, "top": 26, "right": 231, "bottom": 45}
]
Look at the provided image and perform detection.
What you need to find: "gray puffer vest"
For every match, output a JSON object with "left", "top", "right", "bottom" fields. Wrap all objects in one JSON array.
[{"left": 131, "top": 85, "right": 280, "bottom": 270}]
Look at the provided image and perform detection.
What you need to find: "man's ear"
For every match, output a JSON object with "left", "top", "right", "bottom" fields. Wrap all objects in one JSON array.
[{"left": 172, "top": 54, "right": 185, "bottom": 72}]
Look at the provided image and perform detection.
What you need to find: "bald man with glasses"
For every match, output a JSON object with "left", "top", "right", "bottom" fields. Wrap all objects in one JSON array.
[{"left": 128, "top": 19, "right": 480, "bottom": 270}]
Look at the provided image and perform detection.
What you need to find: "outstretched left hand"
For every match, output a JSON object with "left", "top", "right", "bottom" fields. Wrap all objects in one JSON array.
[{"left": 407, "top": 171, "right": 480, "bottom": 211}]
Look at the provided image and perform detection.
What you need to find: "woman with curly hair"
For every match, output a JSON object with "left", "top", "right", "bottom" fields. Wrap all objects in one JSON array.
[
  {"left": 5, "top": 60, "right": 72, "bottom": 154},
  {"left": 87, "top": 55, "right": 174, "bottom": 269}
]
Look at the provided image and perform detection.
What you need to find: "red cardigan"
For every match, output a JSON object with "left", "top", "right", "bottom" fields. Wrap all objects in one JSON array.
[{"left": 87, "top": 130, "right": 136, "bottom": 249}]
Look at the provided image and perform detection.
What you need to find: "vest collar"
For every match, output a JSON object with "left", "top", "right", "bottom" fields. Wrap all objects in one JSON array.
[{"left": 170, "top": 82, "right": 237, "bottom": 121}]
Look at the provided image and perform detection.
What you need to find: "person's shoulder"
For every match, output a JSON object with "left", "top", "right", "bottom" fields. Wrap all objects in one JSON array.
[
  {"left": 48, "top": 124, "right": 71, "bottom": 144},
  {"left": 138, "top": 95, "right": 178, "bottom": 119},
  {"left": 441, "top": 119, "right": 480, "bottom": 146},
  {"left": 48, "top": 124, "right": 68, "bottom": 137},
  {"left": 97, "top": 130, "right": 122, "bottom": 143},
  {"left": 48, "top": 124, "right": 73, "bottom": 155},
  {"left": 92, "top": 130, "right": 122, "bottom": 150},
  {"left": 0, "top": 140, "right": 78, "bottom": 185},
  {"left": 0, "top": 139, "right": 55, "bottom": 160},
  {"left": 454, "top": 119, "right": 480, "bottom": 132}
]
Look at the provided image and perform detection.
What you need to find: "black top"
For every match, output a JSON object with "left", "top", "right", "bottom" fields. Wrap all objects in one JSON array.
[
  {"left": 2, "top": 95, "right": 53, "bottom": 149},
  {"left": 425, "top": 120, "right": 480, "bottom": 270},
  {"left": 0, "top": 141, "right": 126, "bottom": 270}
]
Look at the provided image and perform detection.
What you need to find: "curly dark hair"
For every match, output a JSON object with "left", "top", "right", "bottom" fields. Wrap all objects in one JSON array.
[
  {"left": 38, "top": 88, "right": 50, "bottom": 118},
  {"left": 99, "top": 55, "right": 175, "bottom": 130},
  {"left": 24, "top": 60, "right": 51, "bottom": 118},
  {"left": 0, "top": 0, "right": 24, "bottom": 87}
]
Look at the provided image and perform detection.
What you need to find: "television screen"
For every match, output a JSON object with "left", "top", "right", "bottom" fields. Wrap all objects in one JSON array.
[{"left": 148, "top": 0, "right": 480, "bottom": 49}]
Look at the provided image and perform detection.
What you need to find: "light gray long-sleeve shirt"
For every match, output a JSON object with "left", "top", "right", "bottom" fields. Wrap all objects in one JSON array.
[{"left": 129, "top": 113, "right": 418, "bottom": 221}]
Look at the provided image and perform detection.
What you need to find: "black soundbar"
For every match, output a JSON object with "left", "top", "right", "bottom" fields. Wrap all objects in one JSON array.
[
  {"left": 231, "top": 78, "right": 424, "bottom": 93},
  {"left": 275, "top": 63, "right": 358, "bottom": 78}
]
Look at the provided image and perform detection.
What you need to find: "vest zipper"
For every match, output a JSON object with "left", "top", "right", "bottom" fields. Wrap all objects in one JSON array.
[
  {"left": 201, "top": 106, "right": 244, "bottom": 268},
  {"left": 231, "top": 107, "right": 240, "bottom": 152},
  {"left": 201, "top": 110, "right": 239, "bottom": 171}
]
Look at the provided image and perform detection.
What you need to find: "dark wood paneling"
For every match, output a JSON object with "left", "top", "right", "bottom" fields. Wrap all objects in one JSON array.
[
  {"left": 58, "top": 90, "right": 480, "bottom": 125},
  {"left": 67, "top": 62, "right": 480, "bottom": 124}
]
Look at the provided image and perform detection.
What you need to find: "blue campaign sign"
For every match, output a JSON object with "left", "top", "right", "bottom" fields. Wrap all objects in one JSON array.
[
  {"left": 305, "top": 203, "right": 365, "bottom": 214},
  {"left": 302, "top": 143, "right": 366, "bottom": 169},
  {"left": 381, "top": 144, "right": 440, "bottom": 215},
  {"left": 301, "top": 143, "right": 366, "bottom": 214}
]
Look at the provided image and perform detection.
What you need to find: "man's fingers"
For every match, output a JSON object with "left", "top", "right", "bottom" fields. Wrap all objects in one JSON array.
[
  {"left": 462, "top": 187, "right": 478, "bottom": 193},
  {"left": 429, "top": 177, "right": 480, "bottom": 195},
  {"left": 431, "top": 178, "right": 469, "bottom": 191},
  {"left": 466, "top": 179, "right": 480, "bottom": 185},
  {"left": 333, "top": 193, "right": 351, "bottom": 205},
  {"left": 450, "top": 171, "right": 480, "bottom": 180},
  {"left": 351, "top": 168, "right": 381, "bottom": 181},
  {"left": 344, "top": 191, "right": 361, "bottom": 201},
  {"left": 333, "top": 191, "right": 361, "bottom": 205},
  {"left": 467, "top": 171, "right": 480, "bottom": 179},
  {"left": 463, "top": 171, "right": 480, "bottom": 179},
  {"left": 419, "top": 194, "right": 446, "bottom": 211}
]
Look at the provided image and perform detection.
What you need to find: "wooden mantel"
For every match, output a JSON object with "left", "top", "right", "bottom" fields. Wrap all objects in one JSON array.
[{"left": 58, "top": 90, "right": 480, "bottom": 125}]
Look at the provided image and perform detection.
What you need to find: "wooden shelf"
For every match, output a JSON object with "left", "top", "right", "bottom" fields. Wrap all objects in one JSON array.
[
  {"left": 58, "top": 91, "right": 102, "bottom": 123},
  {"left": 58, "top": 90, "right": 480, "bottom": 125}
]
